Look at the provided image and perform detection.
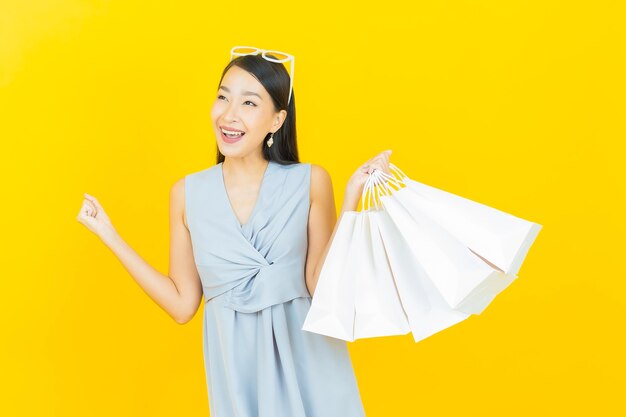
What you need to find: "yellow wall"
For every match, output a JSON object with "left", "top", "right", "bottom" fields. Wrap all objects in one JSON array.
[{"left": 1, "top": 1, "right": 624, "bottom": 415}]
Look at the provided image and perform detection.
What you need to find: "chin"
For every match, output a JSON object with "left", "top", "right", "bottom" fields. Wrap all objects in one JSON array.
[{"left": 217, "top": 145, "right": 244, "bottom": 158}]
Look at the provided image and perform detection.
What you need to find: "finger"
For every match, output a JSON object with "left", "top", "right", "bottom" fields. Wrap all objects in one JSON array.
[
  {"left": 82, "top": 200, "right": 97, "bottom": 216},
  {"left": 381, "top": 150, "right": 391, "bottom": 171},
  {"left": 83, "top": 193, "right": 104, "bottom": 211},
  {"left": 370, "top": 157, "right": 387, "bottom": 172},
  {"left": 367, "top": 163, "right": 380, "bottom": 175},
  {"left": 363, "top": 150, "right": 392, "bottom": 167},
  {"left": 372, "top": 155, "right": 388, "bottom": 170},
  {"left": 357, "top": 160, "right": 373, "bottom": 173},
  {"left": 382, "top": 152, "right": 391, "bottom": 174},
  {"left": 369, "top": 164, "right": 383, "bottom": 175},
  {"left": 372, "top": 161, "right": 391, "bottom": 177},
  {"left": 81, "top": 204, "right": 93, "bottom": 217},
  {"left": 77, "top": 212, "right": 96, "bottom": 227},
  {"left": 77, "top": 207, "right": 89, "bottom": 219},
  {"left": 363, "top": 152, "right": 384, "bottom": 168},
  {"left": 373, "top": 151, "right": 390, "bottom": 164},
  {"left": 85, "top": 201, "right": 98, "bottom": 216},
  {"left": 362, "top": 150, "right": 392, "bottom": 175},
  {"left": 376, "top": 149, "right": 391, "bottom": 161}
]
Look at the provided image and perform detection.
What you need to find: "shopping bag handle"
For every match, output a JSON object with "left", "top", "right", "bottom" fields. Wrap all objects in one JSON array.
[
  {"left": 388, "top": 162, "right": 409, "bottom": 180},
  {"left": 360, "top": 162, "right": 406, "bottom": 211}
]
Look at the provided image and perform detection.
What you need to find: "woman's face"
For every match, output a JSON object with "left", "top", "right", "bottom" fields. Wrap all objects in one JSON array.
[{"left": 210, "top": 66, "right": 286, "bottom": 158}]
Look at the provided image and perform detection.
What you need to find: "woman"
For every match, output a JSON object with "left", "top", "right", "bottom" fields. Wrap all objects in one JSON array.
[{"left": 77, "top": 48, "right": 391, "bottom": 417}]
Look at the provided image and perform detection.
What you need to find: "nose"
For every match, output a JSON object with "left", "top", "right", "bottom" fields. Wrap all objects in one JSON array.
[{"left": 222, "top": 100, "right": 240, "bottom": 122}]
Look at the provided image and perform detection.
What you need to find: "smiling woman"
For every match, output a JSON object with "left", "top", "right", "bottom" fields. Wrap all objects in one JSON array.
[
  {"left": 180, "top": 50, "right": 368, "bottom": 416},
  {"left": 77, "top": 46, "right": 373, "bottom": 417}
]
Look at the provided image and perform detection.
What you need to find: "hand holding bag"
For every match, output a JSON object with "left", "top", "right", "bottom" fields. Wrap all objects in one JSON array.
[{"left": 303, "top": 158, "right": 543, "bottom": 342}]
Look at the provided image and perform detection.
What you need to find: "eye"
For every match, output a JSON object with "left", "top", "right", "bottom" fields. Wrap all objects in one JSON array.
[{"left": 216, "top": 95, "right": 256, "bottom": 107}]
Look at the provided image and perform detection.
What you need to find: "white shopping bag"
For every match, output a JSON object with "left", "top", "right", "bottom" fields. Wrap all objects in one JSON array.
[
  {"left": 379, "top": 189, "right": 501, "bottom": 312},
  {"left": 389, "top": 163, "right": 542, "bottom": 277},
  {"left": 301, "top": 212, "right": 359, "bottom": 341},
  {"left": 452, "top": 270, "right": 519, "bottom": 315},
  {"left": 370, "top": 163, "right": 541, "bottom": 315},
  {"left": 352, "top": 182, "right": 411, "bottom": 339},
  {"left": 372, "top": 208, "right": 471, "bottom": 342},
  {"left": 303, "top": 159, "right": 542, "bottom": 343}
]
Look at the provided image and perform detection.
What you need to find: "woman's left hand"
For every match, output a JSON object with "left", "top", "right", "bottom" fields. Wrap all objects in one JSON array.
[{"left": 344, "top": 149, "right": 393, "bottom": 203}]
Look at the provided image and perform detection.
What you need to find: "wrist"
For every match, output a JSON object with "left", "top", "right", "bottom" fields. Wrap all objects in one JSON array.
[
  {"left": 341, "top": 191, "right": 360, "bottom": 213},
  {"left": 100, "top": 226, "right": 121, "bottom": 247}
]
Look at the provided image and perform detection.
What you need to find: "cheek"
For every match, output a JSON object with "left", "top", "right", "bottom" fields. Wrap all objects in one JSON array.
[
  {"left": 209, "top": 103, "right": 221, "bottom": 121},
  {"left": 245, "top": 112, "right": 268, "bottom": 130}
]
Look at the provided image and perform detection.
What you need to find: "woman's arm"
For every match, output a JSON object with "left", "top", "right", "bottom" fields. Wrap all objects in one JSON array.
[
  {"left": 78, "top": 179, "right": 203, "bottom": 324},
  {"left": 303, "top": 166, "right": 372, "bottom": 296}
]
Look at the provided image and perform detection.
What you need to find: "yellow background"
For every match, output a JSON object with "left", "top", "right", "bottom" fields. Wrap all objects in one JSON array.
[{"left": 1, "top": 0, "right": 624, "bottom": 415}]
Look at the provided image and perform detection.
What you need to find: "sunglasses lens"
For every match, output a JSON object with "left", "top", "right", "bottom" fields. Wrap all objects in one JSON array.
[
  {"left": 233, "top": 47, "right": 259, "bottom": 55},
  {"left": 264, "top": 51, "right": 290, "bottom": 61}
]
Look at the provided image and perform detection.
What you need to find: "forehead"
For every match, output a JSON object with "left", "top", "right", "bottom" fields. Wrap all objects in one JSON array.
[{"left": 220, "top": 66, "right": 267, "bottom": 97}]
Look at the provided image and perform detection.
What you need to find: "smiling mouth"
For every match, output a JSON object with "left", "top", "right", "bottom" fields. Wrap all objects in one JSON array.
[
  {"left": 220, "top": 129, "right": 246, "bottom": 143},
  {"left": 220, "top": 127, "right": 246, "bottom": 138}
]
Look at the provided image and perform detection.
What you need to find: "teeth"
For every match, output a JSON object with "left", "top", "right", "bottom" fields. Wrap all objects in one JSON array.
[{"left": 221, "top": 128, "right": 244, "bottom": 136}]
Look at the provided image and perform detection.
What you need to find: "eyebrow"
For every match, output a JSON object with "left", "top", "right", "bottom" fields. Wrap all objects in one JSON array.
[{"left": 218, "top": 85, "right": 263, "bottom": 101}]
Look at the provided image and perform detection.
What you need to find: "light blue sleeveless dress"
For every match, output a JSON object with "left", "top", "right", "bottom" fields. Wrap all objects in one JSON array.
[{"left": 185, "top": 160, "right": 366, "bottom": 417}]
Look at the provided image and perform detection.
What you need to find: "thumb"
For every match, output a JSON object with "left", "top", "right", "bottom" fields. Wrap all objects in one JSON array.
[{"left": 83, "top": 193, "right": 104, "bottom": 211}]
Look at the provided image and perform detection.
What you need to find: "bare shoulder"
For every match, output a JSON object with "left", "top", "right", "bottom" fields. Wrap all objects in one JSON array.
[
  {"left": 309, "top": 163, "right": 333, "bottom": 203},
  {"left": 170, "top": 177, "right": 188, "bottom": 229},
  {"left": 170, "top": 177, "right": 186, "bottom": 202}
]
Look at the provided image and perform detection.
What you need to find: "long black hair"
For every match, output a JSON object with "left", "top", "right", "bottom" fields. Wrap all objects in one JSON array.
[{"left": 215, "top": 54, "right": 299, "bottom": 166}]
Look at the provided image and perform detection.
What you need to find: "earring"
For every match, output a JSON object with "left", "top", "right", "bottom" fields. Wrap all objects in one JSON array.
[{"left": 267, "top": 133, "right": 274, "bottom": 148}]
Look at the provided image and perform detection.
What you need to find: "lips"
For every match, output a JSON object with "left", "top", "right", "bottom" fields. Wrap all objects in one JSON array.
[
  {"left": 220, "top": 125, "right": 245, "bottom": 133},
  {"left": 220, "top": 129, "right": 245, "bottom": 143}
]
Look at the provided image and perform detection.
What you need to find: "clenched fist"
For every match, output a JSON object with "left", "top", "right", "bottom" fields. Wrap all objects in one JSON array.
[
  {"left": 76, "top": 193, "right": 118, "bottom": 242},
  {"left": 345, "top": 149, "right": 393, "bottom": 204}
]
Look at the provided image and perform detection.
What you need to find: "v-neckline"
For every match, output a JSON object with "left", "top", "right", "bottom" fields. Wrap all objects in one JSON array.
[{"left": 219, "top": 160, "right": 273, "bottom": 229}]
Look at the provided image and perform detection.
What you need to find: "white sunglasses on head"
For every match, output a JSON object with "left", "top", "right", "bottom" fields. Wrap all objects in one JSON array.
[{"left": 230, "top": 46, "right": 295, "bottom": 105}]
